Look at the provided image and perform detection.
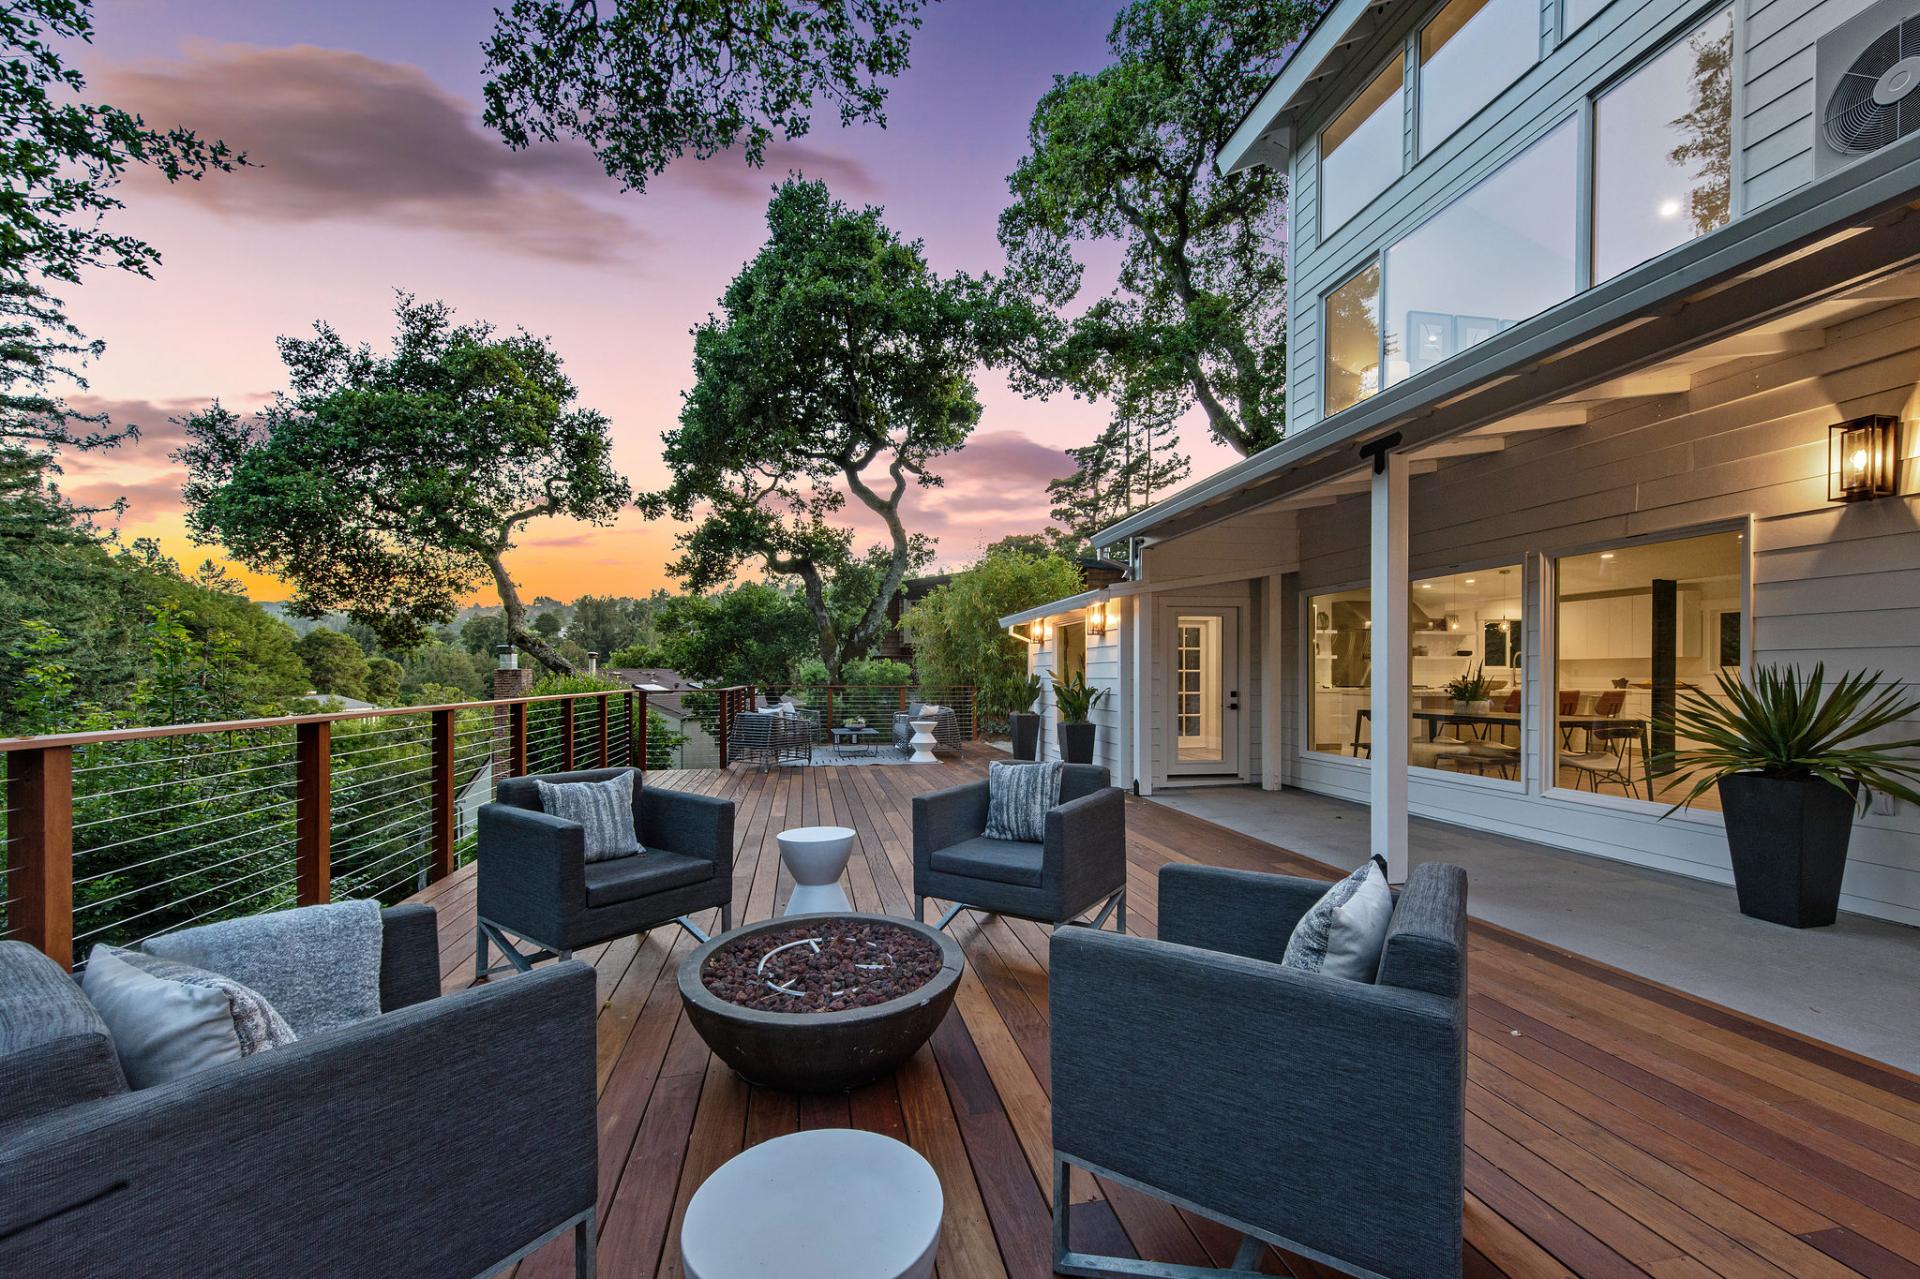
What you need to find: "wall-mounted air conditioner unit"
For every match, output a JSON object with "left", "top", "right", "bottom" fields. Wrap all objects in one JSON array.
[{"left": 1814, "top": 0, "right": 1920, "bottom": 177}]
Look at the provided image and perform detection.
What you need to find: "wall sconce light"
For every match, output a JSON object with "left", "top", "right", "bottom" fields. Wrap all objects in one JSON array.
[
  {"left": 1087, "top": 590, "right": 1112, "bottom": 638},
  {"left": 1830, "top": 415, "right": 1899, "bottom": 502},
  {"left": 1036, "top": 620, "right": 1054, "bottom": 646}
]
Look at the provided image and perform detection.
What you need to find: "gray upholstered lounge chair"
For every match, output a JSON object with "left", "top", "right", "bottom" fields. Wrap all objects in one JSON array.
[
  {"left": 476, "top": 766, "right": 734, "bottom": 976},
  {"left": 1049, "top": 861, "right": 1469, "bottom": 1279},
  {"left": 911, "top": 763, "right": 1126, "bottom": 933},
  {"left": 0, "top": 906, "right": 599, "bottom": 1278}
]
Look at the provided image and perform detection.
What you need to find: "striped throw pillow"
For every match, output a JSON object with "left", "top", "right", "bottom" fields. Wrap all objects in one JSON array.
[
  {"left": 536, "top": 771, "right": 644, "bottom": 862},
  {"left": 983, "top": 761, "right": 1064, "bottom": 843}
]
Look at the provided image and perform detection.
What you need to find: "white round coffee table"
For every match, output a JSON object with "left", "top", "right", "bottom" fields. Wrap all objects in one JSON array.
[
  {"left": 681, "top": 1128, "right": 942, "bottom": 1279},
  {"left": 777, "top": 825, "right": 855, "bottom": 915},
  {"left": 907, "top": 719, "right": 938, "bottom": 764}
]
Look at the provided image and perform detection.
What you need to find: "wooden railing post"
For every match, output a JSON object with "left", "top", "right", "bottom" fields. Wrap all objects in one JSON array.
[
  {"left": 596, "top": 693, "right": 611, "bottom": 767},
  {"left": 295, "top": 721, "right": 331, "bottom": 906},
  {"left": 508, "top": 702, "right": 528, "bottom": 777},
  {"left": 717, "top": 689, "right": 732, "bottom": 766},
  {"left": 9, "top": 745, "right": 74, "bottom": 969},
  {"left": 825, "top": 685, "right": 835, "bottom": 733},
  {"left": 560, "top": 697, "right": 576, "bottom": 771},
  {"left": 637, "top": 691, "right": 650, "bottom": 771},
  {"left": 898, "top": 686, "right": 908, "bottom": 712},
  {"left": 430, "top": 709, "right": 455, "bottom": 882}
]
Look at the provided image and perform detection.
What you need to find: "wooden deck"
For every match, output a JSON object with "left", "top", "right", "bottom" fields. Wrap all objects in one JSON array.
[{"left": 411, "top": 753, "right": 1920, "bottom": 1279}]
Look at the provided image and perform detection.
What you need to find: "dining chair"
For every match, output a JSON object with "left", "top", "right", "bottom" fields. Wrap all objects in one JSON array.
[{"left": 1563, "top": 690, "right": 1636, "bottom": 796}]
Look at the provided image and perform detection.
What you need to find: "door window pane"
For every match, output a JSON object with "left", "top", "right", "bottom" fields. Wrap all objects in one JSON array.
[
  {"left": 1175, "top": 614, "right": 1223, "bottom": 763},
  {"left": 1592, "top": 10, "right": 1734, "bottom": 282},
  {"left": 1383, "top": 120, "right": 1576, "bottom": 387},
  {"left": 1322, "top": 55, "right": 1405, "bottom": 233},
  {"left": 1553, "top": 531, "right": 1743, "bottom": 809},
  {"left": 1419, "top": 0, "right": 1538, "bottom": 154},
  {"left": 1324, "top": 262, "right": 1381, "bottom": 414}
]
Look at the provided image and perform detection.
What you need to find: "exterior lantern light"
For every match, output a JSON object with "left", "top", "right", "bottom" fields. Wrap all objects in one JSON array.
[
  {"left": 493, "top": 642, "right": 518, "bottom": 671},
  {"left": 1829, "top": 415, "right": 1899, "bottom": 502},
  {"left": 1087, "top": 590, "right": 1111, "bottom": 638}
]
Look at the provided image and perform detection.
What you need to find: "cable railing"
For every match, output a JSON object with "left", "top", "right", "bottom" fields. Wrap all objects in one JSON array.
[{"left": 0, "top": 687, "right": 689, "bottom": 970}]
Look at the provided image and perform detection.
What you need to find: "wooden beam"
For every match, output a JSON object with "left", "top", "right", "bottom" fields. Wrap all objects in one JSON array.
[
  {"left": 560, "top": 698, "right": 576, "bottom": 771},
  {"left": 430, "top": 709, "right": 455, "bottom": 882},
  {"left": 1411, "top": 436, "right": 1509, "bottom": 461},
  {"left": 8, "top": 745, "right": 73, "bottom": 968},
  {"left": 1578, "top": 367, "right": 1694, "bottom": 399},
  {"left": 1491, "top": 405, "right": 1589, "bottom": 432},
  {"left": 508, "top": 701, "right": 528, "bottom": 777},
  {"left": 296, "top": 721, "right": 331, "bottom": 906},
  {"left": 636, "top": 691, "right": 649, "bottom": 771}
]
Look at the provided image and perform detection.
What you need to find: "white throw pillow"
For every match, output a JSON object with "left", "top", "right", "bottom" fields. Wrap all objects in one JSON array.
[
  {"left": 82, "top": 946, "right": 297, "bottom": 1089},
  {"left": 1281, "top": 855, "right": 1395, "bottom": 982}
]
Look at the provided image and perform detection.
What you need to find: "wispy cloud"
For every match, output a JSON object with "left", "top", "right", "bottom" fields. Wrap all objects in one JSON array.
[
  {"left": 663, "top": 143, "right": 882, "bottom": 204},
  {"left": 101, "top": 44, "right": 640, "bottom": 265}
]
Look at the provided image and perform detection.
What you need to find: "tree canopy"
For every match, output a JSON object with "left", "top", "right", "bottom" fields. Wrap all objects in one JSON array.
[
  {"left": 999, "top": 0, "right": 1315, "bottom": 458},
  {"left": 482, "top": 0, "right": 931, "bottom": 194},
  {"left": 899, "top": 549, "right": 1085, "bottom": 725},
  {"left": 642, "top": 177, "right": 1031, "bottom": 680},
  {"left": 648, "top": 584, "right": 817, "bottom": 687},
  {"left": 1, "top": 0, "right": 241, "bottom": 460},
  {"left": 178, "top": 296, "right": 631, "bottom": 671},
  {"left": 1048, "top": 392, "right": 1190, "bottom": 553}
]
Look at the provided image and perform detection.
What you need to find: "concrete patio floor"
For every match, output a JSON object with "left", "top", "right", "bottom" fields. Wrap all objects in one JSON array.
[{"left": 1149, "top": 784, "right": 1920, "bottom": 1075}]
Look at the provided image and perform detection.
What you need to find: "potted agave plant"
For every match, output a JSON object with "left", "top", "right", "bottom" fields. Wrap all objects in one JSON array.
[
  {"left": 1053, "top": 671, "right": 1108, "bottom": 765},
  {"left": 1660, "top": 664, "right": 1920, "bottom": 928},
  {"left": 1446, "top": 665, "right": 1492, "bottom": 715},
  {"left": 1005, "top": 674, "right": 1045, "bottom": 762}
]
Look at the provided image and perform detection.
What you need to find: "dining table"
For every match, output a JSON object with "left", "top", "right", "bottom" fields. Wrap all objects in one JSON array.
[{"left": 1350, "top": 706, "right": 1653, "bottom": 799}]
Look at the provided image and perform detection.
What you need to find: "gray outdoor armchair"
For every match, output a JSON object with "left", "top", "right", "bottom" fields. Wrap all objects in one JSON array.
[
  {"left": 477, "top": 766, "right": 735, "bottom": 976},
  {"left": 0, "top": 906, "right": 599, "bottom": 1279},
  {"left": 731, "top": 708, "right": 818, "bottom": 770},
  {"left": 1049, "top": 861, "right": 1469, "bottom": 1279},
  {"left": 911, "top": 763, "right": 1126, "bottom": 933}
]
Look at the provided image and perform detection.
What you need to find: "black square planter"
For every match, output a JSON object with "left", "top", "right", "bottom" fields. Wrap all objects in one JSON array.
[{"left": 1717, "top": 773, "right": 1857, "bottom": 928}]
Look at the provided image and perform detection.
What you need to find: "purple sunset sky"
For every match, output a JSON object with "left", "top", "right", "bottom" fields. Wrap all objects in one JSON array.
[{"left": 57, "top": 0, "right": 1243, "bottom": 600}]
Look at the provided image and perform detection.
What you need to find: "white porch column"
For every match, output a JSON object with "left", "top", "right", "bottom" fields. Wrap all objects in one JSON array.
[
  {"left": 1131, "top": 593, "right": 1154, "bottom": 796},
  {"left": 1370, "top": 450, "right": 1409, "bottom": 882}
]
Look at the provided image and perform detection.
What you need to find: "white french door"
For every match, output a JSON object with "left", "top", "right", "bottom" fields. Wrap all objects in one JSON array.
[{"left": 1167, "top": 607, "right": 1241, "bottom": 776}]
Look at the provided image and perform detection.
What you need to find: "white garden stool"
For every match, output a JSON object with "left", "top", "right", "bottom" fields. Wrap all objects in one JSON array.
[
  {"left": 680, "top": 1128, "right": 942, "bottom": 1279},
  {"left": 776, "top": 825, "right": 856, "bottom": 916},
  {"left": 906, "top": 718, "right": 939, "bottom": 764}
]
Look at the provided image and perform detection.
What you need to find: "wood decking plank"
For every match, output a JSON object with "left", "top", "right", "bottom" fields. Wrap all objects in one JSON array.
[{"left": 430, "top": 751, "right": 1919, "bottom": 1279}]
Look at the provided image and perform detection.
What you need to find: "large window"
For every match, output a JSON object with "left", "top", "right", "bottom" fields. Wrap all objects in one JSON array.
[
  {"left": 1324, "top": 262, "right": 1382, "bottom": 414},
  {"left": 1553, "top": 530, "right": 1744, "bottom": 809},
  {"left": 1308, "top": 564, "right": 1525, "bottom": 780},
  {"left": 1383, "top": 120, "right": 1577, "bottom": 387},
  {"left": 1418, "top": 0, "right": 1538, "bottom": 154},
  {"left": 1592, "top": 10, "right": 1734, "bottom": 282},
  {"left": 1321, "top": 56, "right": 1405, "bottom": 234}
]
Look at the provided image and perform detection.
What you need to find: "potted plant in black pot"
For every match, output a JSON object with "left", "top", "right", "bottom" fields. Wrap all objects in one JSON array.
[
  {"left": 1053, "top": 671, "right": 1107, "bottom": 765},
  {"left": 1659, "top": 664, "right": 1920, "bottom": 928},
  {"left": 1004, "top": 674, "right": 1044, "bottom": 762}
]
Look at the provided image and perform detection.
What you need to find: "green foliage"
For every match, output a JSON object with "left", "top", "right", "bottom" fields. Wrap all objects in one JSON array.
[
  {"left": 1659, "top": 665, "right": 1920, "bottom": 813},
  {"left": 1, "top": 0, "right": 241, "bottom": 456},
  {"left": 178, "top": 295, "right": 631, "bottom": 671},
  {"left": 652, "top": 584, "right": 817, "bottom": 687},
  {"left": 1052, "top": 670, "right": 1107, "bottom": 725},
  {"left": 986, "top": 529, "right": 1090, "bottom": 561},
  {"left": 900, "top": 550, "right": 1084, "bottom": 724},
  {"left": 482, "top": 0, "right": 930, "bottom": 194},
  {"left": 400, "top": 643, "right": 488, "bottom": 701},
  {"left": 363, "top": 657, "right": 403, "bottom": 705},
  {"left": 294, "top": 629, "right": 369, "bottom": 699},
  {"left": 532, "top": 612, "right": 563, "bottom": 639},
  {"left": 530, "top": 671, "right": 627, "bottom": 696},
  {"left": 1444, "top": 665, "right": 1490, "bottom": 703},
  {"left": 1048, "top": 394, "right": 1190, "bottom": 551},
  {"left": 567, "top": 593, "right": 661, "bottom": 659},
  {"left": 788, "top": 655, "right": 913, "bottom": 687},
  {"left": 608, "top": 641, "right": 665, "bottom": 669},
  {"left": 3, "top": 619, "right": 81, "bottom": 734},
  {"left": 641, "top": 177, "right": 1032, "bottom": 678},
  {"left": 460, "top": 612, "right": 507, "bottom": 655},
  {"left": 1001, "top": 0, "right": 1314, "bottom": 457}
]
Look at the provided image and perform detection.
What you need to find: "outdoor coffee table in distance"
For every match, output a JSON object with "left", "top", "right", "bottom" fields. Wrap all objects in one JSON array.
[
  {"left": 831, "top": 724, "right": 879, "bottom": 757},
  {"left": 679, "top": 1128, "right": 942, "bottom": 1279},
  {"left": 776, "top": 825, "right": 855, "bottom": 915}
]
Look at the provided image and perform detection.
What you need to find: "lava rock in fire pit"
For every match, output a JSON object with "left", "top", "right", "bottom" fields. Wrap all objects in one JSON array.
[{"left": 678, "top": 913, "right": 961, "bottom": 1093}]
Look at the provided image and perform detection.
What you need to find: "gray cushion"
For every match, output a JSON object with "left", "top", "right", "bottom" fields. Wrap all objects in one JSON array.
[
  {"left": 984, "top": 760, "right": 1062, "bottom": 843},
  {"left": 931, "top": 835, "right": 1046, "bottom": 888},
  {"left": 536, "top": 770, "right": 642, "bottom": 862},
  {"left": 584, "top": 850, "right": 713, "bottom": 908},
  {"left": 1281, "top": 855, "right": 1395, "bottom": 982},
  {"left": 142, "top": 899, "right": 384, "bottom": 1037},
  {"left": 81, "top": 946, "right": 297, "bottom": 1089},
  {"left": 0, "top": 941, "right": 128, "bottom": 1131}
]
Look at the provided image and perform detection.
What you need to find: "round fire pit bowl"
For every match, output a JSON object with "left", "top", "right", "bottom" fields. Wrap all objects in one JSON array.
[{"left": 678, "top": 912, "right": 962, "bottom": 1093}]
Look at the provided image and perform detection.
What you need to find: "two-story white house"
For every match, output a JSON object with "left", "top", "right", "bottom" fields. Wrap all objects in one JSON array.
[{"left": 1005, "top": 0, "right": 1920, "bottom": 923}]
